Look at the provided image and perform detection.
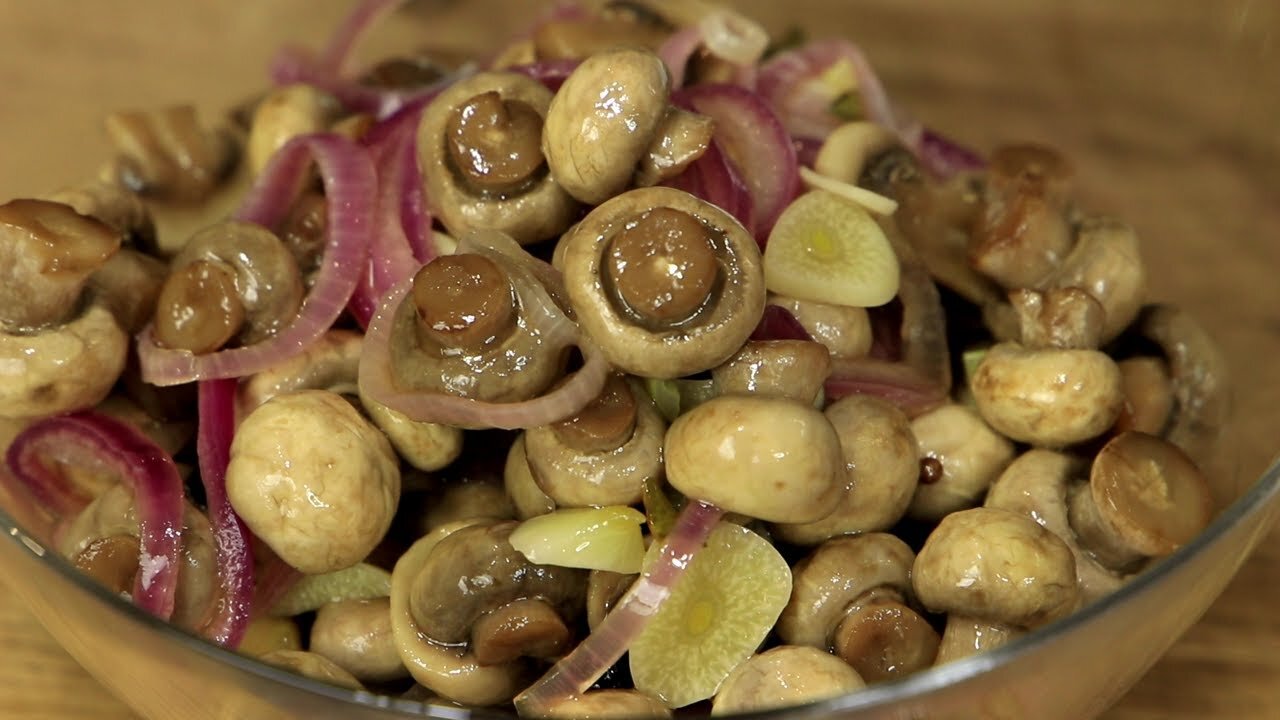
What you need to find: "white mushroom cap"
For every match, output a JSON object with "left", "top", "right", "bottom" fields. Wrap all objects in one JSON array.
[
  {"left": 907, "top": 403, "right": 1015, "bottom": 521},
  {"left": 227, "top": 390, "right": 400, "bottom": 574},
  {"left": 710, "top": 646, "right": 865, "bottom": 715},
  {"left": 0, "top": 302, "right": 127, "bottom": 419},
  {"left": 310, "top": 597, "right": 408, "bottom": 684}
]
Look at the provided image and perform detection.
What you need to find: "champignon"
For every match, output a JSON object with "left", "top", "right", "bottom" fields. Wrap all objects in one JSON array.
[
  {"left": 94, "top": 394, "right": 192, "bottom": 458},
  {"left": 1068, "top": 431, "right": 1213, "bottom": 570},
  {"left": 913, "top": 507, "right": 1079, "bottom": 630},
  {"left": 258, "top": 649, "right": 364, "bottom": 691},
  {"left": 87, "top": 247, "right": 168, "bottom": 334},
  {"left": 419, "top": 472, "right": 516, "bottom": 534},
  {"left": 711, "top": 340, "right": 831, "bottom": 405},
  {"left": 767, "top": 294, "right": 874, "bottom": 360},
  {"left": 237, "top": 615, "right": 302, "bottom": 658},
  {"left": 664, "top": 394, "right": 841, "bottom": 523},
  {"left": 933, "top": 617, "right": 1023, "bottom": 666},
  {"left": 226, "top": 389, "right": 400, "bottom": 574},
  {"left": 383, "top": 231, "right": 573, "bottom": 409},
  {"left": 710, "top": 646, "right": 865, "bottom": 715},
  {"left": 983, "top": 449, "right": 1125, "bottom": 603},
  {"left": 532, "top": 4, "right": 672, "bottom": 60},
  {"left": 104, "top": 104, "right": 238, "bottom": 203},
  {"left": 417, "top": 71, "right": 577, "bottom": 244},
  {"left": 970, "top": 340, "right": 1123, "bottom": 447},
  {"left": 532, "top": 690, "right": 672, "bottom": 719},
  {"left": 310, "top": 597, "right": 408, "bottom": 683},
  {"left": 522, "top": 375, "right": 665, "bottom": 507},
  {"left": 152, "top": 221, "right": 303, "bottom": 353},
  {"left": 831, "top": 588, "right": 940, "bottom": 683},
  {"left": 1114, "top": 356, "right": 1175, "bottom": 436},
  {"left": 634, "top": 107, "right": 715, "bottom": 188},
  {"left": 246, "top": 84, "right": 340, "bottom": 175},
  {"left": 542, "top": 48, "right": 671, "bottom": 204},
  {"left": 773, "top": 396, "right": 919, "bottom": 544},
  {"left": 504, "top": 435, "right": 557, "bottom": 519},
  {"left": 906, "top": 403, "right": 1015, "bottom": 521},
  {"left": 471, "top": 597, "right": 572, "bottom": 666},
  {"left": 1010, "top": 286, "right": 1105, "bottom": 351},
  {"left": 560, "top": 186, "right": 765, "bottom": 378},
  {"left": 1043, "top": 215, "right": 1146, "bottom": 345},
  {"left": 586, "top": 569, "right": 636, "bottom": 631}
]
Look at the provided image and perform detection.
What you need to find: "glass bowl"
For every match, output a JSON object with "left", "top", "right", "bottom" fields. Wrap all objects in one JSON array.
[{"left": 1, "top": 1, "right": 1278, "bottom": 718}]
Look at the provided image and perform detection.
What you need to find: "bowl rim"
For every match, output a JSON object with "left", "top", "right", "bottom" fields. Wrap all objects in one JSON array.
[{"left": 3, "top": 456, "right": 1278, "bottom": 719}]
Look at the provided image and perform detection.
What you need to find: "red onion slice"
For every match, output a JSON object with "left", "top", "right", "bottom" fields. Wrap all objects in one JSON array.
[
  {"left": 751, "top": 304, "right": 813, "bottom": 342},
  {"left": 194, "top": 379, "right": 255, "bottom": 648},
  {"left": 316, "top": 0, "right": 400, "bottom": 75},
  {"left": 137, "top": 133, "right": 375, "bottom": 385},
  {"left": 918, "top": 128, "right": 987, "bottom": 180},
  {"left": 514, "top": 501, "right": 725, "bottom": 713},
  {"left": 825, "top": 359, "right": 949, "bottom": 418},
  {"left": 657, "top": 25, "right": 704, "bottom": 90},
  {"left": 663, "top": 138, "right": 754, "bottom": 234},
  {"left": 758, "top": 38, "right": 905, "bottom": 139},
  {"left": 675, "top": 84, "right": 800, "bottom": 241},
  {"left": 506, "top": 59, "right": 581, "bottom": 93},
  {"left": 5, "top": 413, "right": 185, "bottom": 620}
]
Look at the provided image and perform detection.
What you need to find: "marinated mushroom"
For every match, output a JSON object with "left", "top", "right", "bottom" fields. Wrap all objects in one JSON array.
[
  {"left": 711, "top": 340, "right": 831, "bottom": 404},
  {"left": 983, "top": 449, "right": 1125, "bottom": 602},
  {"left": 237, "top": 615, "right": 303, "bottom": 658},
  {"left": 585, "top": 569, "right": 636, "bottom": 632},
  {"left": 259, "top": 649, "right": 364, "bottom": 691},
  {"left": 560, "top": 186, "right": 766, "bottom": 378},
  {"left": 831, "top": 588, "right": 941, "bottom": 683},
  {"left": 1114, "top": 356, "right": 1175, "bottom": 436},
  {"left": 542, "top": 48, "right": 671, "bottom": 205},
  {"left": 532, "top": 690, "right": 672, "bottom": 720},
  {"left": 226, "top": 389, "right": 400, "bottom": 574},
  {"left": 152, "top": 221, "right": 304, "bottom": 353},
  {"left": 767, "top": 294, "right": 874, "bottom": 360},
  {"left": 246, "top": 84, "right": 340, "bottom": 175},
  {"left": 906, "top": 403, "right": 1015, "bottom": 521},
  {"left": 1068, "top": 431, "right": 1213, "bottom": 570},
  {"left": 1041, "top": 216, "right": 1146, "bottom": 345},
  {"left": 665, "top": 394, "right": 841, "bottom": 523},
  {"left": 0, "top": 199, "right": 128, "bottom": 419},
  {"left": 710, "top": 646, "right": 865, "bottom": 715},
  {"left": 531, "top": 3, "right": 672, "bottom": 60},
  {"left": 310, "top": 597, "right": 409, "bottom": 683},
  {"left": 45, "top": 177, "right": 155, "bottom": 246},
  {"left": 522, "top": 375, "right": 665, "bottom": 507},
  {"left": 504, "top": 435, "right": 557, "bottom": 520},
  {"left": 87, "top": 247, "right": 168, "bottom": 334},
  {"left": 933, "top": 617, "right": 1023, "bottom": 666},
  {"left": 634, "top": 107, "right": 716, "bottom": 188},
  {"left": 1010, "top": 286, "right": 1106, "bottom": 351},
  {"left": 773, "top": 396, "right": 919, "bottom": 544},
  {"left": 104, "top": 104, "right": 238, "bottom": 203},
  {"left": 913, "top": 507, "right": 1079, "bottom": 630},
  {"left": 419, "top": 472, "right": 516, "bottom": 534},
  {"left": 418, "top": 71, "right": 577, "bottom": 244}
]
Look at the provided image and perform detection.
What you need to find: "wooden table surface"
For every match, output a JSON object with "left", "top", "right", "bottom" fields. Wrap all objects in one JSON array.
[{"left": 0, "top": 1, "right": 1277, "bottom": 718}]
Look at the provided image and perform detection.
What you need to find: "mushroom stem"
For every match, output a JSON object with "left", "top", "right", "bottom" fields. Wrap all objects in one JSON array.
[
  {"left": 71, "top": 534, "right": 141, "bottom": 595},
  {"left": 152, "top": 259, "right": 247, "bottom": 353},
  {"left": 550, "top": 375, "right": 639, "bottom": 454},
  {"left": 472, "top": 598, "right": 572, "bottom": 666},
  {"left": 831, "top": 589, "right": 940, "bottom": 683},
  {"left": 447, "top": 91, "right": 547, "bottom": 194},
  {"left": 410, "top": 253, "right": 517, "bottom": 351},
  {"left": 933, "top": 616, "right": 1023, "bottom": 665},
  {"left": 605, "top": 206, "right": 719, "bottom": 329}
]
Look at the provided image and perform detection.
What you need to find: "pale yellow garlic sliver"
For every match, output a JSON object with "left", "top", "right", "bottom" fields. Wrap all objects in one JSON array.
[
  {"left": 763, "top": 189, "right": 901, "bottom": 308},
  {"left": 509, "top": 506, "right": 647, "bottom": 574},
  {"left": 799, "top": 166, "right": 899, "bottom": 216}
]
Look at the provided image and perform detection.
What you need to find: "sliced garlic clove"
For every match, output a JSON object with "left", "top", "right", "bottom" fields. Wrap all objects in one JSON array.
[{"left": 509, "top": 505, "right": 647, "bottom": 574}]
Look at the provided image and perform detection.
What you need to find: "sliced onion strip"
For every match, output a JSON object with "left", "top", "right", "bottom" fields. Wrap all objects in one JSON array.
[
  {"left": 137, "top": 133, "right": 375, "bottom": 385},
  {"left": 514, "top": 501, "right": 725, "bottom": 714},
  {"left": 4, "top": 413, "right": 185, "bottom": 620}
]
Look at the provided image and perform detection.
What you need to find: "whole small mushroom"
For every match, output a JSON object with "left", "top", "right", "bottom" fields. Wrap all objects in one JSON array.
[
  {"left": 310, "top": 597, "right": 408, "bottom": 684},
  {"left": 664, "top": 394, "right": 841, "bottom": 523},
  {"left": 226, "top": 389, "right": 400, "bottom": 574},
  {"left": 710, "top": 646, "right": 865, "bottom": 715},
  {"left": 259, "top": 649, "right": 363, "bottom": 691},
  {"left": 533, "top": 690, "right": 672, "bottom": 719},
  {"left": 419, "top": 472, "right": 516, "bottom": 534},
  {"left": 104, "top": 104, "right": 238, "bottom": 204},
  {"left": 560, "top": 186, "right": 766, "bottom": 379},
  {"left": 906, "top": 403, "right": 1015, "bottom": 521},
  {"left": 711, "top": 340, "right": 831, "bottom": 405},
  {"left": 767, "top": 294, "right": 874, "bottom": 360},
  {"left": 418, "top": 71, "right": 577, "bottom": 244},
  {"left": 773, "top": 396, "right": 919, "bottom": 544},
  {"left": 504, "top": 435, "right": 557, "bottom": 519},
  {"left": 522, "top": 375, "right": 665, "bottom": 507},
  {"left": 933, "top": 617, "right": 1023, "bottom": 666},
  {"left": 246, "top": 84, "right": 340, "bottom": 175},
  {"left": 542, "top": 48, "right": 672, "bottom": 205}
]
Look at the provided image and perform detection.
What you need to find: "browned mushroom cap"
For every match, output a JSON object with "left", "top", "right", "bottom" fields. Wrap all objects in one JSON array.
[
  {"left": 711, "top": 340, "right": 831, "bottom": 405},
  {"left": 1114, "top": 356, "right": 1175, "bottom": 436},
  {"left": 523, "top": 376, "right": 665, "bottom": 507},
  {"left": 968, "top": 143, "right": 1075, "bottom": 290},
  {"left": 0, "top": 198, "right": 121, "bottom": 330},
  {"left": 471, "top": 597, "right": 572, "bottom": 666},
  {"left": 710, "top": 646, "right": 865, "bottom": 715},
  {"left": 635, "top": 107, "right": 715, "bottom": 188},
  {"left": 561, "top": 186, "right": 765, "bottom": 379},
  {"left": 776, "top": 533, "right": 915, "bottom": 649},
  {"left": 907, "top": 403, "right": 1015, "bottom": 521},
  {"left": 386, "top": 231, "right": 572, "bottom": 408},
  {"left": 773, "top": 396, "right": 918, "bottom": 544},
  {"left": 406, "top": 521, "right": 587, "bottom": 645},
  {"left": 1044, "top": 215, "right": 1146, "bottom": 345},
  {"left": 105, "top": 105, "right": 238, "bottom": 203},
  {"left": 1069, "top": 431, "right": 1213, "bottom": 569},
  {"left": 1010, "top": 287, "right": 1105, "bottom": 351},
  {"left": 543, "top": 48, "right": 671, "bottom": 205},
  {"left": 970, "top": 341, "right": 1123, "bottom": 447},
  {"left": 153, "top": 221, "right": 303, "bottom": 353},
  {"left": 831, "top": 588, "right": 940, "bottom": 683},
  {"left": 87, "top": 248, "right": 167, "bottom": 335},
  {"left": 984, "top": 449, "right": 1124, "bottom": 603},
  {"left": 913, "top": 507, "right": 1079, "bottom": 628},
  {"left": 45, "top": 178, "right": 155, "bottom": 247},
  {"left": 418, "top": 71, "right": 577, "bottom": 245},
  {"left": 665, "top": 394, "right": 841, "bottom": 523},
  {"left": 586, "top": 569, "right": 636, "bottom": 631},
  {"left": 310, "top": 597, "right": 408, "bottom": 684}
]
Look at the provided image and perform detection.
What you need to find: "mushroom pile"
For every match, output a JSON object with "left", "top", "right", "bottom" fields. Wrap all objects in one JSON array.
[{"left": 0, "top": 0, "right": 1230, "bottom": 717}]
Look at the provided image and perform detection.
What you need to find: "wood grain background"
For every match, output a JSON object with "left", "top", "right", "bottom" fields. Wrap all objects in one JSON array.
[{"left": 0, "top": 1, "right": 1277, "bottom": 718}]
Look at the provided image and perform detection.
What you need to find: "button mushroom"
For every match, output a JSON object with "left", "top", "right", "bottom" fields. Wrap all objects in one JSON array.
[
  {"left": 933, "top": 617, "right": 1023, "bottom": 666},
  {"left": 560, "top": 186, "right": 766, "bottom": 378},
  {"left": 417, "top": 71, "right": 577, "bottom": 244},
  {"left": 522, "top": 375, "right": 665, "bottom": 507},
  {"left": 246, "top": 84, "right": 340, "bottom": 175},
  {"left": 1067, "top": 431, "right": 1213, "bottom": 570},
  {"left": 226, "top": 389, "right": 400, "bottom": 574},
  {"left": 664, "top": 394, "right": 841, "bottom": 523},
  {"left": 542, "top": 48, "right": 671, "bottom": 205},
  {"left": 151, "top": 220, "right": 304, "bottom": 353},
  {"left": 0, "top": 199, "right": 128, "bottom": 419},
  {"left": 711, "top": 340, "right": 831, "bottom": 405},
  {"left": 310, "top": 597, "right": 408, "bottom": 684},
  {"left": 258, "top": 649, "right": 363, "bottom": 691},
  {"left": 45, "top": 177, "right": 155, "bottom": 247},
  {"left": 504, "top": 434, "right": 557, "bottom": 520},
  {"left": 913, "top": 507, "right": 1079, "bottom": 633},
  {"left": 532, "top": 690, "right": 672, "bottom": 719},
  {"left": 777, "top": 534, "right": 938, "bottom": 681},
  {"left": 773, "top": 396, "right": 919, "bottom": 544},
  {"left": 532, "top": 4, "right": 673, "bottom": 61},
  {"left": 767, "top": 294, "right": 874, "bottom": 360},
  {"left": 634, "top": 107, "right": 715, "bottom": 188},
  {"left": 1114, "top": 356, "right": 1175, "bottom": 436},
  {"left": 104, "top": 104, "right": 238, "bottom": 204},
  {"left": 418, "top": 471, "right": 516, "bottom": 535},
  {"left": 710, "top": 646, "right": 865, "bottom": 715},
  {"left": 984, "top": 449, "right": 1126, "bottom": 603},
  {"left": 906, "top": 403, "right": 1015, "bottom": 521}
]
